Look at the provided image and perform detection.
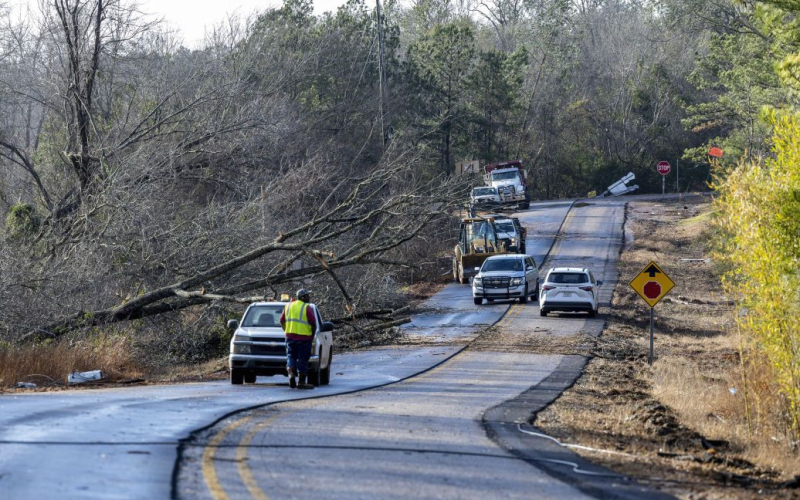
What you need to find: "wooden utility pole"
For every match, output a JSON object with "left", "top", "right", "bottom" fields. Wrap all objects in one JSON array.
[{"left": 376, "top": 0, "right": 389, "bottom": 148}]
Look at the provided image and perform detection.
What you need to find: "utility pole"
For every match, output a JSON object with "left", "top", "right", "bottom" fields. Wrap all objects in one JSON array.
[
  {"left": 676, "top": 158, "right": 680, "bottom": 194},
  {"left": 376, "top": 0, "right": 389, "bottom": 149}
]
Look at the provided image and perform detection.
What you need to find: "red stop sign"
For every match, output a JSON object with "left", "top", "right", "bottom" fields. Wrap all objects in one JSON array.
[
  {"left": 643, "top": 281, "right": 662, "bottom": 299},
  {"left": 657, "top": 161, "right": 671, "bottom": 175}
]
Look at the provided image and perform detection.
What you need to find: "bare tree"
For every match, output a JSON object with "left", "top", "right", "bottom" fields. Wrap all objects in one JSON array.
[{"left": 21, "top": 155, "right": 467, "bottom": 341}]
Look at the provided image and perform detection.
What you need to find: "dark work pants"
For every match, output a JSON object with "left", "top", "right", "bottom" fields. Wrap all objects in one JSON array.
[{"left": 286, "top": 339, "right": 312, "bottom": 374}]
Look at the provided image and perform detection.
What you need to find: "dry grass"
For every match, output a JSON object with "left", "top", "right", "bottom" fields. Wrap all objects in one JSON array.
[
  {"left": 0, "top": 334, "right": 147, "bottom": 389},
  {"left": 0, "top": 333, "right": 233, "bottom": 392},
  {"left": 652, "top": 355, "right": 800, "bottom": 475},
  {"left": 535, "top": 198, "right": 800, "bottom": 498},
  {"left": 152, "top": 356, "right": 229, "bottom": 383}
]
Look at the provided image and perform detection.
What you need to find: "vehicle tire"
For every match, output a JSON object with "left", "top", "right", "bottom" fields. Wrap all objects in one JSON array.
[
  {"left": 520, "top": 243, "right": 526, "bottom": 254},
  {"left": 533, "top": 284, "right": 539, "bottom": 301},
  {"left": 321, "top": 349, "right": 332, "bottom": 385},
  {"left": 473, "top": 297, "right": 482, "bottom": 305},
  {"left": 244, "top": 372, "right": 256, "bottom": 384},
  {"left": 308, "top": 365, "right": 321, "bottom": 387},
  {"left": 458, "top": 264, "right": 467, "bottom": 285},
  {"left": 453, "top": 258, "right": 459, "bottom": 282},
  {"left": 519, "top": 292, "right": 528, "bottom": 304},
  {"left": 588, "top": 308, "right": 597, "bottom": 318},
  {"left": 540, "top": 309, "right": 547, "bottom": 317},
  {"left": 230, "top": 369, "right": 244, "bottom": 385}
]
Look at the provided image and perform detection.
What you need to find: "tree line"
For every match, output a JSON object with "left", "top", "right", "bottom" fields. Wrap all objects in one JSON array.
[{"left": 0, "top": 0, "right": 792, "bottom": 376}]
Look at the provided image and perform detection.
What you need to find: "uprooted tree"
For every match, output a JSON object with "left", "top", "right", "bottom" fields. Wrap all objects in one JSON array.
[{"left": 18, "top": 161, "right": 466, "bottom": 342}]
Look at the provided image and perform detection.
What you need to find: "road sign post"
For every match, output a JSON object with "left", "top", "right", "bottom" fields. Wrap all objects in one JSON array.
[
  {"left": 657, "top": 161, "right": 670, "bottom": 195},
  {"left": 630, "top": 261, "right": 675, "bottom": 365}
]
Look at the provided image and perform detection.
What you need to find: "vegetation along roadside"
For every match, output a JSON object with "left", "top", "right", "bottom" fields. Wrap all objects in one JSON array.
[{"left": 535, "top": 197, "right": 800, "bottom": 499}]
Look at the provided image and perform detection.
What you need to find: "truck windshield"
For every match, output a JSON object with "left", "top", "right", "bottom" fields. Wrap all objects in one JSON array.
[
  {"left": 473, "top": 187, "right": 496, "bottom": 196},
  {"left": 491, "top": 171, "right": 519, "bottom": 181},
  {"left": 242, "top": 305, "right": 285, "bottom": 327},
  {"left": 495, "top": 221, "right": 515, "bottom": 232},
  {"left": 482, "top": 259, "right": 523, "bottom": 272}
]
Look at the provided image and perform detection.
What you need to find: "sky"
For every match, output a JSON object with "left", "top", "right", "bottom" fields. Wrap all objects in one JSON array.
[
  {"left": 11, "top": 0, "right": 354, "bottom": 47},
  {"left": 136, "top": 0, "right": 352, "bottom": 46}
]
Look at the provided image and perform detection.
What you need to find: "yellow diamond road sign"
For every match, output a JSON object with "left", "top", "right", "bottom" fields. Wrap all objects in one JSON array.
[{"left": 630, "top": 261, "right": 675, "bottom": 308}]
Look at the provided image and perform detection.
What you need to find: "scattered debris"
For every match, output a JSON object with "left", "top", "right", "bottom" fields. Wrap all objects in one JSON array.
[
  {"left": 119, "top": 378, "right": 146, "bottom": 385},
  {"left": 67, "top": 370, "right": 105, "bottom": 385}
]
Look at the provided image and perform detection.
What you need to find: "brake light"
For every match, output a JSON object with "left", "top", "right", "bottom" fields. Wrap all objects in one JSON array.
[
  {"left": 542, "top": 285, "right": 554, "bottom": 291},
  {"left": 580, "top": 286, "right": 594, "bottom": 291}
]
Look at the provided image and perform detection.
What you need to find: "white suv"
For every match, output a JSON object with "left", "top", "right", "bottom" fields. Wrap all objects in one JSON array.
[
  {"left": 227, "top": 302, "right": 334, "bottom": 386},
  {"left": 539, "top": 268, "right": 602, "bottom": 317},
  {"left": 472, "top": 254, "right": 539, "bottom": 305}
]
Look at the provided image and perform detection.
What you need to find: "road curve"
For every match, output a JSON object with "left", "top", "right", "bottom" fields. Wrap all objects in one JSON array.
[
  {"left": 174, "top": 200, "right": 630, "bottom": 499},
  {"left": 0, "top": 201, "right": 573, "bottom": 500}
]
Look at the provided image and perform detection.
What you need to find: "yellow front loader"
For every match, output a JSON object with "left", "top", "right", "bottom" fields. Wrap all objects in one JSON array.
[{"left": 452, "top": 218, "right": 509, "bottom": 284}]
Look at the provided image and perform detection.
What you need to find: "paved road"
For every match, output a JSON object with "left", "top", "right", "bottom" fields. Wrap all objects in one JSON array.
[
  {"left": 0, "top": 201, "right": 576, "bottom": 499},
  {"left": 0, "top": 199, "right": 631, "bottom": 499},
  {"left": 175, "top": 200, "right": 627, "bottom": 499},
  {"left": 0, "top": 347, "right": 461, "bottom": 499},
  {"left": 402, "top": 200, "right": 572, "bottom": 337}
]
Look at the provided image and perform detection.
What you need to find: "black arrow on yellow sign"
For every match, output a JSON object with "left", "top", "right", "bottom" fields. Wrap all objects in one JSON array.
[{"left": 644, "top": 264, "right": 661, "bottom": 277}]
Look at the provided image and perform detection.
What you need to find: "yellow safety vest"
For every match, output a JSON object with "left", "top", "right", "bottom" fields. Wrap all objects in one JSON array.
[{"left": 283, "top": 300, "right": 313, "bottom": 336}]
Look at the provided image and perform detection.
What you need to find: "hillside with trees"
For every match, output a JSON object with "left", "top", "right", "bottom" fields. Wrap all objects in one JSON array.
[{"left": 0, "top": 0, "right": 798, "bottom": 451}]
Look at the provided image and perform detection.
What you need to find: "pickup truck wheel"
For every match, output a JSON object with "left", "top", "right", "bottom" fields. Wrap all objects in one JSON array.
[
  {"left": 244, "top": 372, "right": 256, "bottom": 384},
  {"left": 588, "top": 308, "right": 597, "bottom": 318},
  {"left": 452, "top": 258, "right": 459, "bottom": 282},
  {"left": 534, "top": 284, "right": 540, "bottom": 301},
  {"left": 321, "top": 349, "right": 332, "bottom": 385},
  {"left": 519, "top": 293, "right": 528, "bottom": 304},
  {"left": 308, "top": 365, "right": 321, "bottom": 387},
  {"left": 230, "top": 369, "right": 244, "bottom": 385},
  {"left": 540, "top": 309, "right": 547, "bottom": 317},
  {"left": 458, "top": 264, "right": 467, "bottom": 284},
  {"left": 473, "top": 297, "right": 482, "bottom": 305}
]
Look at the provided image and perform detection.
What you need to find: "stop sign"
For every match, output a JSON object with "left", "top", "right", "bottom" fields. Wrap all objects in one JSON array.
[
  {"left": 643, "top": 281, "right": 662, "bottom": 299},
  {"left": 657, "top": 161, "right": 671, "bottom": 175}
]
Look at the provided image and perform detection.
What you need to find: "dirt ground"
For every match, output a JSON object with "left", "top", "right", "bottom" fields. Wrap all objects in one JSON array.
[{"left": 534, "top": 197, "right": 800, "bottom": 499}]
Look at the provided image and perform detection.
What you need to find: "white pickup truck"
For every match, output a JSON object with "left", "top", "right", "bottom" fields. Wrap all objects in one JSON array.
[{"left": 227, "top": 301, "right": 334, "bottom": 386}]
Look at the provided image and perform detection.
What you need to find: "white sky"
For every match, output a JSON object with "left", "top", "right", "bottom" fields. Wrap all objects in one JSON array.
[
  {"left": 11, "top": 0, "right": 353, "bottom": 47},
  {"left": 136, "top": 0, "right": 352, "bottom": 46}
]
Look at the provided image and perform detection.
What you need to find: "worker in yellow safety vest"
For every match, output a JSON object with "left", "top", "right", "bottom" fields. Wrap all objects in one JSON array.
[{"left": 280, "top": 289, "right": 318, "bottom": 389}]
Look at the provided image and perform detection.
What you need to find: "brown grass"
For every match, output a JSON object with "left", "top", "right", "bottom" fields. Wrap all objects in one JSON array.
[
  {"left": 0, "top": 333, "right": 233, "bottom": 392},
  {"left": 0, "top": 334, "right": 147, "bottom": 389}
]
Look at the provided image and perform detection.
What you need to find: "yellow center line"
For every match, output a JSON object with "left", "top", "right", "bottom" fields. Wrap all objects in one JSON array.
[
  {"left": 236, "top": 414, "right": 285, "bottom": 500},
  {"left": 501, "top": 304, "right": 524, "bottom": 329},
  {"left": 547, "top": 207, "right": 576, "bottom": 260},
  {"left": 202, "top": 415, "right": 252, "bottom": 500},
  {"left": 494, "top": 303, "right": 518, "bottom": 330}
]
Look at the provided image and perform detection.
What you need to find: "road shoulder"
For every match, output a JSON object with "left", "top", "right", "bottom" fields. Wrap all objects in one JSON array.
[{"left": 534, "top": 196, "right": 797, "bottom": 499}]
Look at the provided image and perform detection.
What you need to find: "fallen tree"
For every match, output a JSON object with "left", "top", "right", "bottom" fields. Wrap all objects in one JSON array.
[{"left": 20, "top": 164, "right": 467, "bottom": 342}]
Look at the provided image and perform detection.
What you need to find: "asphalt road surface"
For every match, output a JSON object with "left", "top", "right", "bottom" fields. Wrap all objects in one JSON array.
[
  {"left": 0, "top": 198, "right": 627, "bottom": 499},
  {"left": 174, "top": 199, "right": 627, "bottom": 499}
]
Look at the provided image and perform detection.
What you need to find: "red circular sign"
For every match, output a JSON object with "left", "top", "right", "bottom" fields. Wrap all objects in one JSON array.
[
  {"left": 643, "top": 281, "right": 662, "bottom": 299},
  {"left": 657, "top": 161, "right": 671, "bottom": 175}
]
